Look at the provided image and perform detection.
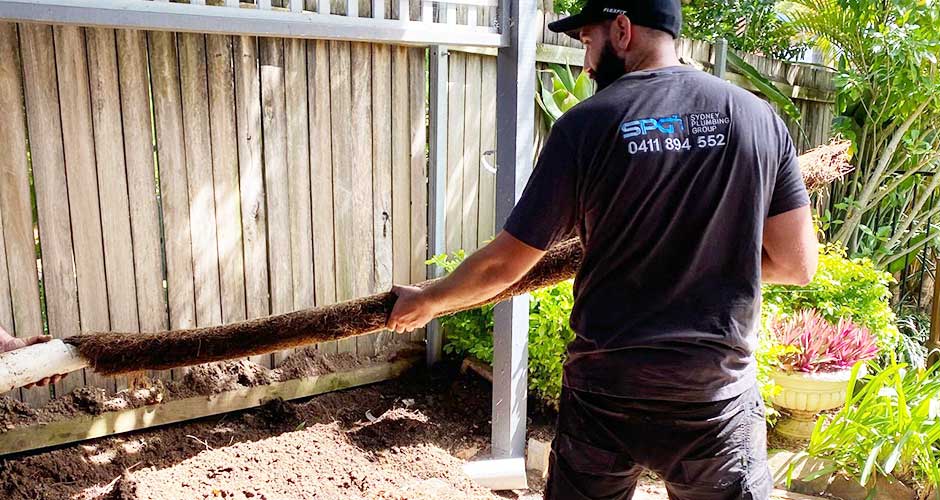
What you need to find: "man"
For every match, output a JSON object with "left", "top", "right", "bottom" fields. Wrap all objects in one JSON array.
[{"left": 405, "top": 1, "right": 811, "bottom": 497}]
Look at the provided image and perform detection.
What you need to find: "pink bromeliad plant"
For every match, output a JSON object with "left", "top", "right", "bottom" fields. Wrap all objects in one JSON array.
[{"left": 769, "top": 309, "right": 879, "bottom": 373}]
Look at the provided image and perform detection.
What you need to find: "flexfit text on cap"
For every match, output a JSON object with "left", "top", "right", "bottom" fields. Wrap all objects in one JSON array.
[{"left": 548, "top": 0, "right": 682, "bottom": 39}]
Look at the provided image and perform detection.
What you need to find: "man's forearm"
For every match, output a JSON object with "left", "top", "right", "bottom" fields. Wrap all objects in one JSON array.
[{"left": 423, "top": 249, "right": 519, "bottom": 314}]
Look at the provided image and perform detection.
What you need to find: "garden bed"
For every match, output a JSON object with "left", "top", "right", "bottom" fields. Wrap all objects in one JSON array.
[
  {"left": 0, "top": 350, "right": 718, "bottom": 500},
  {"left": 0, "top": 351, "right": 846, "bottom": 500}
]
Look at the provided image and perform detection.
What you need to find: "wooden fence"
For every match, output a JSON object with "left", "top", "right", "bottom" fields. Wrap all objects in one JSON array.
[
  {"left": 0, "top": 22, "right": 427, "bottom": 406},
  {"left": 443, "top": 13, "right": 836, "bottom": 255}
]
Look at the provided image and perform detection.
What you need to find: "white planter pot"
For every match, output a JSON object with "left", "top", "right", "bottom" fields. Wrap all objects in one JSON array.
[{"left": 770, "top": 368, "right": 859, "bottom": 440}]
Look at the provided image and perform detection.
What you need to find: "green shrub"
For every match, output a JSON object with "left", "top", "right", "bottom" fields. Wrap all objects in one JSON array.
[
  {"left": 430, "top": 251, "right": 575, "bottom": 404},
  {"left": 757, "top": 245, "right": 901, "bottom": 417},
  {"left": 762, "top": 244, "right": 901, "bottom": 360}
]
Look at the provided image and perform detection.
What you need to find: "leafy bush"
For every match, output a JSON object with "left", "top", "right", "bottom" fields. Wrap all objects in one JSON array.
[
  {"left": 762, "top": 244, "right": 901, "bottom": 360},
  {"left": 683, "top": 0, "right": 807, "bottom": 60},
  {"left": 769, "top": 309, "right": 879, "bottom": 373},
  {"left": 755, "top": 325, "right": 798, "bottom": 424},
  {"left": 785, "top": 0, "right": 940, "bottom": 266},
  {"left": 807, "top": 359, "right": 940, "bottom": 492},
  {"left": 429, "top": 252, "right": 576, "bottom": 404}
]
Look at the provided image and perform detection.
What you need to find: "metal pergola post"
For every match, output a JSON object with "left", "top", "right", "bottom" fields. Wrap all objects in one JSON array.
[
  {"left": 426, "top": 45, "right": 449, "bottom": 367},
  {"left": 713, "top": 38, "right": 728, "bottom": 79},
  {"left": 492, "top": 0, "right": 536, "bottom": 459}
]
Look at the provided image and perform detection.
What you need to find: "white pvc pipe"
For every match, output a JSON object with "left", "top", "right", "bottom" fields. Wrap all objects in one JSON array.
[
  {"left": 462, "top": 457, "right": 528, "bottom": 490},
  {"left": 0, "top": 339, "right": 89, "bottom": 392}
]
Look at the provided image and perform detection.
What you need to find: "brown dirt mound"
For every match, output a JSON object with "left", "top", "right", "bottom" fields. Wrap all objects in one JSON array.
[
  {"left": 0, "top": 344, "right": 419, "bottom": 432},
  {"left": 0, "top": 366, "right": 533, "bottom": 500},
  {"left": 274, "top": 347, "right": 360, "bottom": 382},
  {"left": 120, "top": 417, "right": 494, "bottom": 500},
  {"left": 0, "top": 397, "right": 35, "bottom": 430},
  {"left": 172, "top": 360, "right": 274, "bottom": 398}
]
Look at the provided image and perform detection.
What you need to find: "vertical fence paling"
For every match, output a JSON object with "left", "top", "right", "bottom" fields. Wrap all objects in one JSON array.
[
  {"left": 350, "top": 41, "right": 378, "bottom": 357},
  {"left": 87, "top": 27, "right": 139, "bottom": 392},
  {"left": 0, "top": 23, "right": 47, "bottom": 406},
  {"left": 20, "top": 23, "right": 86, "bottom": 399},
  {"left": 150, "top": 30, "right": 198, "bottom": 382},
  {"left": 308, "top": 39, "right": 338, "bottom": 355},
  {"left": 0, "top": 25, "right": 429, "bottom": 405}
]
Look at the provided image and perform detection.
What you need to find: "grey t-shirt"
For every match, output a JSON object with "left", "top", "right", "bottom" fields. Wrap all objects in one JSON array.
[{"left": 503, "top": 65, "right": 809, "bottom": 402}]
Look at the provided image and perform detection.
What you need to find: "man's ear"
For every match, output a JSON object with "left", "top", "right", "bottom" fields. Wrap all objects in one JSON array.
[{"left": 610, "top": 14, "right": 632, "bottom": 51}]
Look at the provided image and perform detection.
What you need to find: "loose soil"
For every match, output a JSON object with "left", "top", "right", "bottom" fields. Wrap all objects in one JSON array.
[
  {"left": 0, "top": 349, "right": 812, "bottom": 500},
  {"left": 0, "top": 358, "right": 509, "bottom": 500},
  {"left": 0, "top": 345, "right": 676, "bottom": 500},
  {"left": 0, "top": 342, "right": 417, "bottom": 432}
]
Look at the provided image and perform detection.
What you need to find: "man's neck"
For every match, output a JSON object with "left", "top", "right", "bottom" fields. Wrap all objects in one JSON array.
[{"left": 624, "top": 47, "right": 682, "bottom": 74}]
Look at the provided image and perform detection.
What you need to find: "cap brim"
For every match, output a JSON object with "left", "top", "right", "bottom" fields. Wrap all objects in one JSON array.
[{"left": 547, "top": 13, "right": 590, "bottom": 39}]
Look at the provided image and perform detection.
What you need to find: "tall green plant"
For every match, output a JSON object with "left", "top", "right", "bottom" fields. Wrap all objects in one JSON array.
[
  {"left": 536, "top": 63, "right": 593, "bottom": 127},
  {"left": 682, "top": 0, "right": 808, "bottom": 60},
  {"left": 727, "top": 51, "right": 803, "bottom": 126},
  {"left": 535, "top": 55, "right": 802, "bottom": 130},
  {"left": 808, "top": 359, "right": 940, "bottom": 494},
  {"left": 780, "top": 0, "right": 940, "bottom": 266}
]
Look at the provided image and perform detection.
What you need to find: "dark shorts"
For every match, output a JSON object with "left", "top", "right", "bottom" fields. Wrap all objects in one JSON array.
[{"left": 544, "top": 384, "right": 773, "bottom": 500}]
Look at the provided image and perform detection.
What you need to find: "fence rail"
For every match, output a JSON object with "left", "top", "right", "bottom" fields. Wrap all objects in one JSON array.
[{"left": 0, "top": 0, "right": 504, "bottom": 47}]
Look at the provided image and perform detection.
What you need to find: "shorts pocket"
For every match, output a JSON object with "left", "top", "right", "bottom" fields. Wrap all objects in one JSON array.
[
  {"left": 552, "top": 433, "right": 629, "bottom": 475},
  {"left": 680, "top": 453, "right": 747, "bottom": 489}
]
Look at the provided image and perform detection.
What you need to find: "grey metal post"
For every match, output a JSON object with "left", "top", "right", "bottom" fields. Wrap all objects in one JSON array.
[
  {"left": 492, "top": 0, "right": 536, "bottom": 459},
  {"left": 713, "top": 38, "right": 728, "bottom": 79},
  {"left": 426, "top": 45, "right": 448, "bottom": 367}
]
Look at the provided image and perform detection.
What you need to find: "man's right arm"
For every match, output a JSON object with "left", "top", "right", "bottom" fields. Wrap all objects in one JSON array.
[{"left": 762, "top": 205, "right": 817, "bottom": 285}]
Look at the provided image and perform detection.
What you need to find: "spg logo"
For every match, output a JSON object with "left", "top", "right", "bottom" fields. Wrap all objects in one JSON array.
[{"left": 620, "top": 114, "right": 684, "bottom": 139}]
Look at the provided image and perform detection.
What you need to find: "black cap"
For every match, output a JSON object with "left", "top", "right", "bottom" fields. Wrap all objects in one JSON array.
[{"left": 548, "top": 0, "right": 682, "bottom": 39}]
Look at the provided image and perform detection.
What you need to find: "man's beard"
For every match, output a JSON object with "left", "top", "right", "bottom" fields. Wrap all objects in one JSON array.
[{"left": 592, "top": 41, "right": 627, "bottom": 91}]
